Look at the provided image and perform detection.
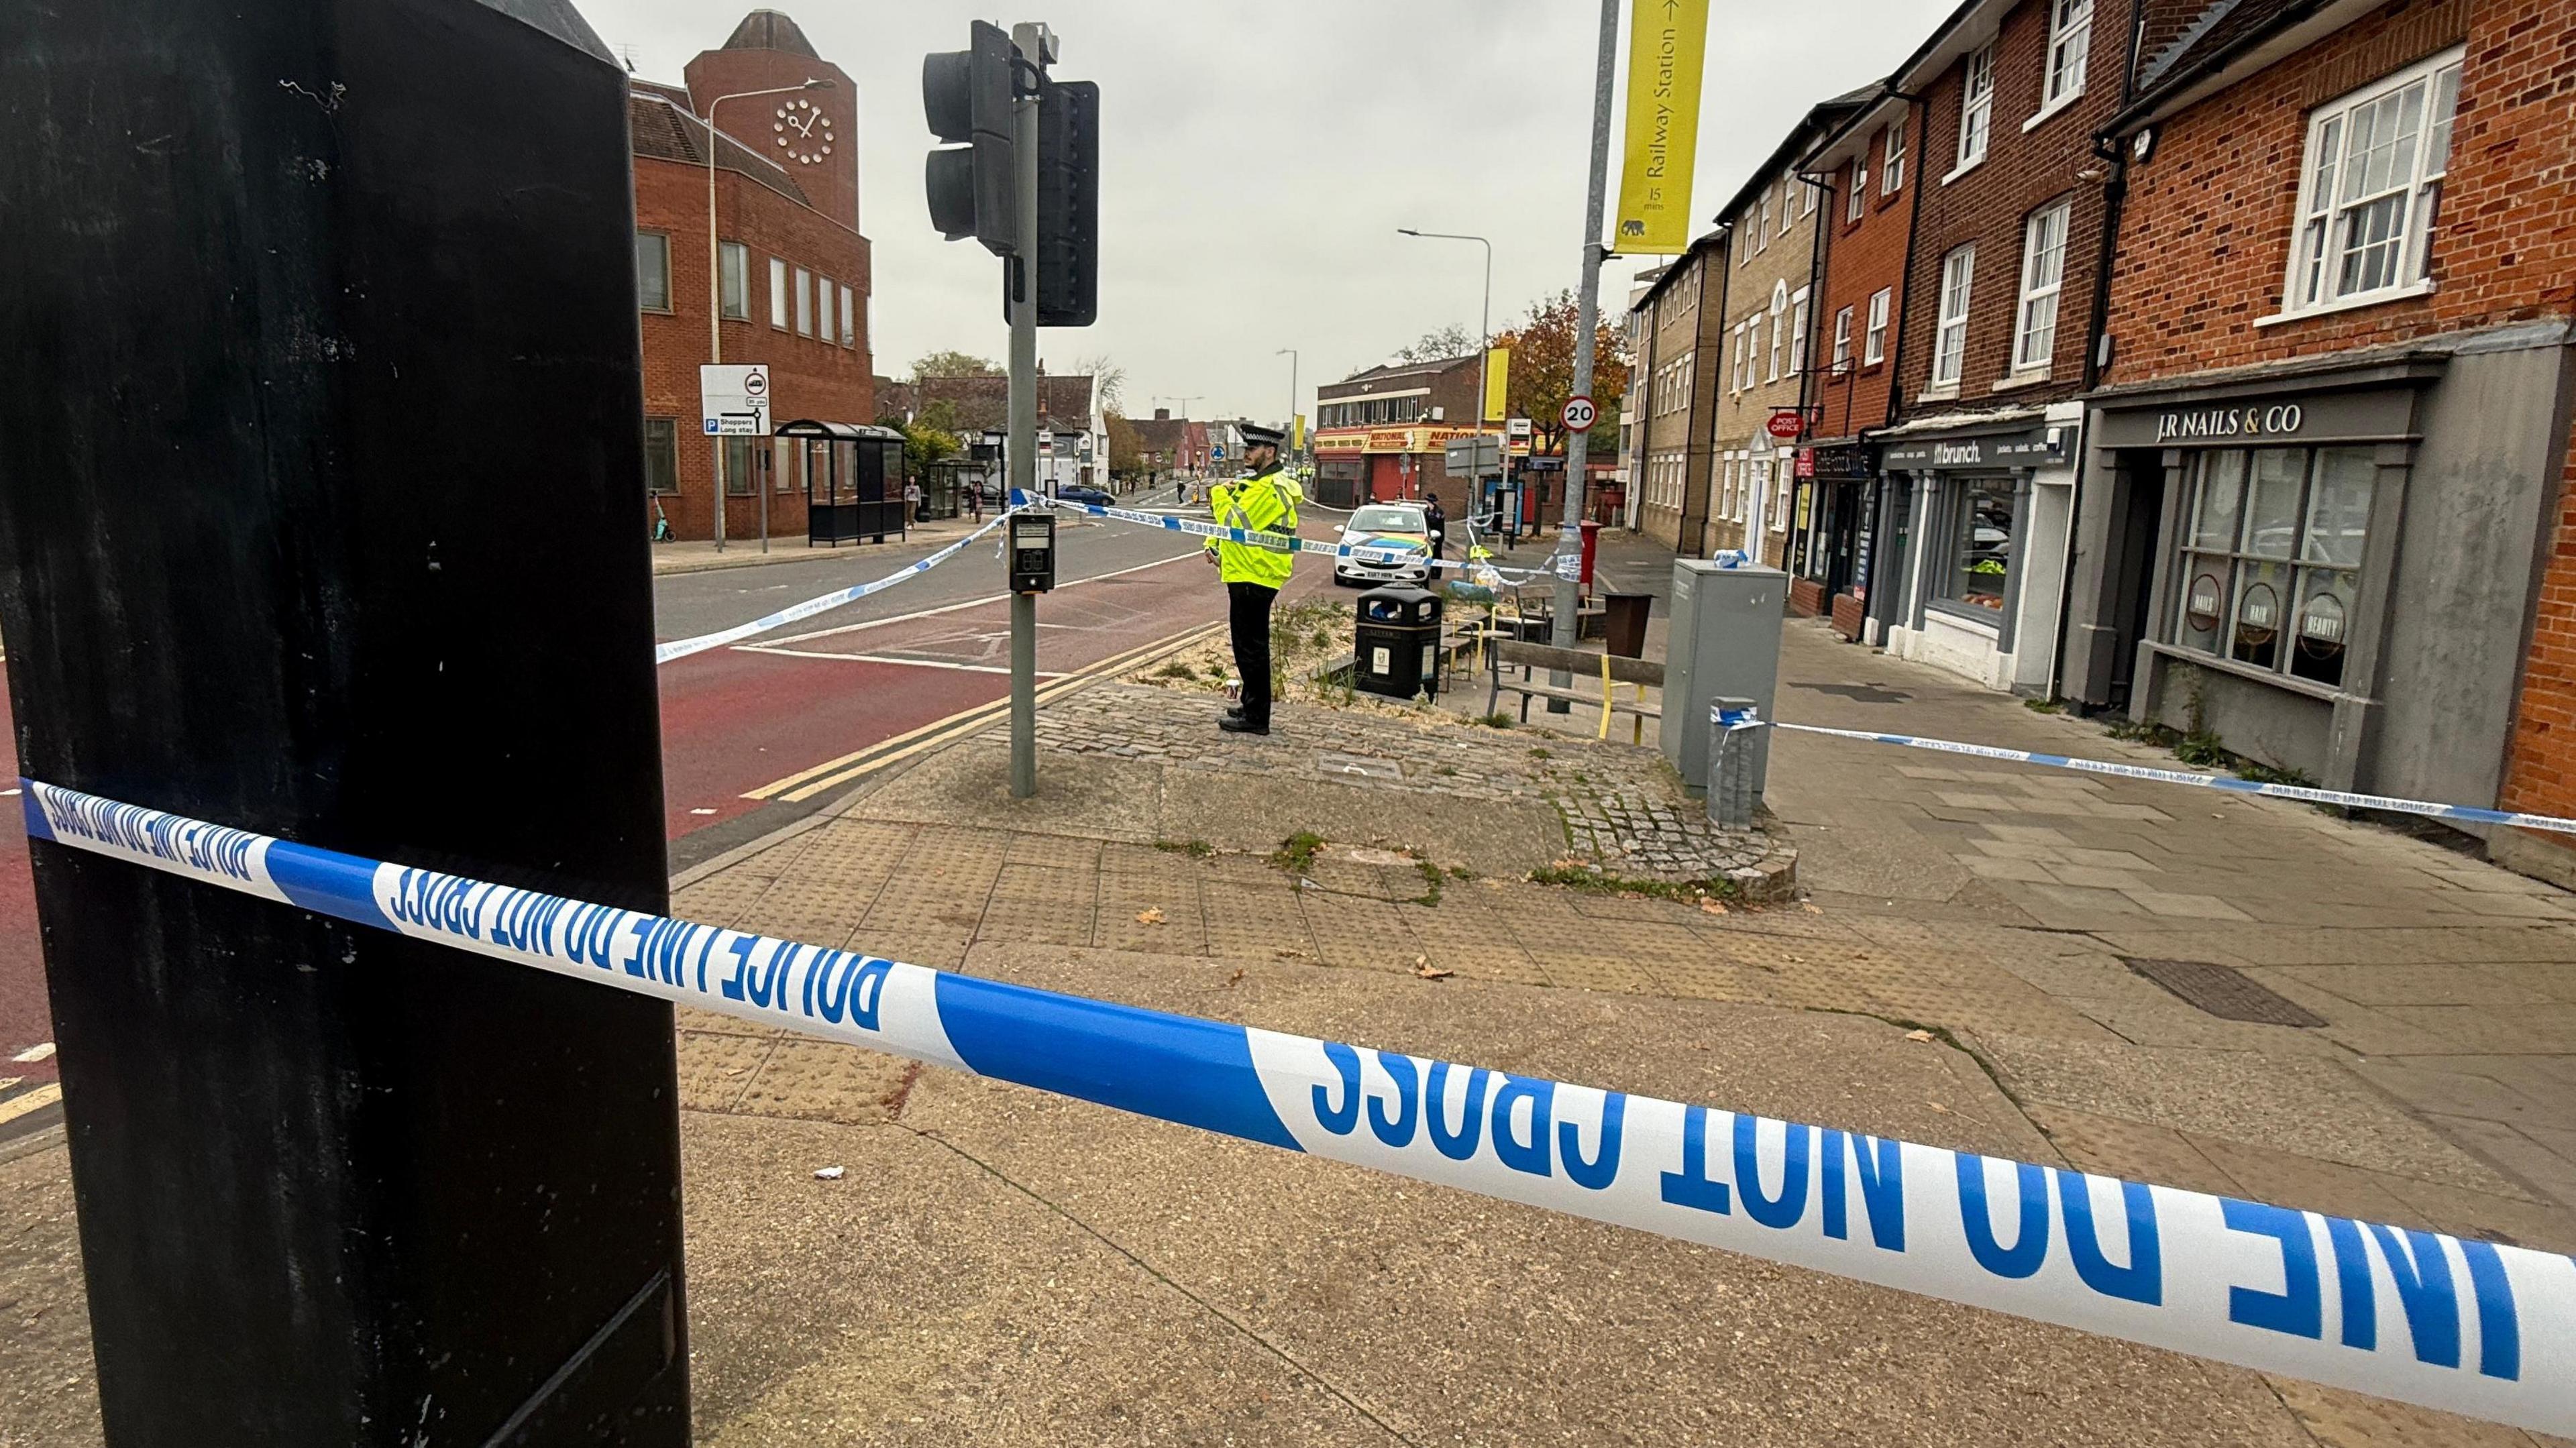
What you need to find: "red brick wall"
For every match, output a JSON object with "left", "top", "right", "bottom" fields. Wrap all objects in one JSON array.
[
  {"left": 2100, "top": 0, "right": 2569, "bottom": 380},
  {"left": 2502, "top": 425, "right": 2576, "bottom": 832},
  {"left": 1813, "top": 119, "right": 1919, "bottom": 439},
  {"left": 1898, "top": 0, "right": 2135, "bottom": 414},
  {"left": 682, "top": 51, "right": 861, "bottom": 232},
  {"left": 635, "top": 155, "right": 873, "bottom": 542}
]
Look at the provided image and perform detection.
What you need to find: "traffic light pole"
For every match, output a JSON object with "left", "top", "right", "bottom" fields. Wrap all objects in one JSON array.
[
  {"left": 1008, "top": 25, "right": 1044, "bottom": 799},
  {"left": 1550, "top": 0, "right": 1621, "bottom": 708}
]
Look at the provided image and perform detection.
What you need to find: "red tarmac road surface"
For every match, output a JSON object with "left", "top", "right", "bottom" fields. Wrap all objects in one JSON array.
[{"left": 0, "top": 671, "right": 52, "bottom": 1079}]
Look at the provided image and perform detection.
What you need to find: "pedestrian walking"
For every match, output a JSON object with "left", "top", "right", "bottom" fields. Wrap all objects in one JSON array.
[
  {"left": 904, "top": 477, "right": 924, "bottom": 524},
  {"left": 966, "top": 482, "right": 982, "bottom": 522},
  {"left": 1203, "top": 423, "right": 1297, "bottom": 736}
]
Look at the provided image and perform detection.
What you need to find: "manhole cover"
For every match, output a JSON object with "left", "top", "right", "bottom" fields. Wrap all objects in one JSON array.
[
  {"left": 1792, "top": 682, "right": 1913, "bottom": 704},
  {"left": 1317, "top": 752, "right": 1405, "bottom": 782},
  {"left": 2122, "top": 958, "right": 2324, "bottom": 1027}
]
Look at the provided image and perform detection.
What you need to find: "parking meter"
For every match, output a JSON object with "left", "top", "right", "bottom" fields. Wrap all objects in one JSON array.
[{"left": 1010, "top": 514, "right": 1057, "bottom": 593}]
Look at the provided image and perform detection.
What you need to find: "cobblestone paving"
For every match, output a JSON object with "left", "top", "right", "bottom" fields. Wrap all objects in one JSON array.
[{"left": 1043, "top": 682, "right": 1790, "bottom": 888}]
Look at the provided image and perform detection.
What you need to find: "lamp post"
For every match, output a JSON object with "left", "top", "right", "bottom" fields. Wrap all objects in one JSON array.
[
  {"left": 1397, "top": 227, "right": 1493, "bottom": 509},
  {"left": 1274, "top": 348, "right": 1297, "bottom": 461},
  {"left": 706, "top": 78, "right": 833, "bottom": 552}
]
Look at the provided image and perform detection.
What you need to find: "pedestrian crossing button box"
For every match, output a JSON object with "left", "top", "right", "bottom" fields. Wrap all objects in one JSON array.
[
  {"left": 1010, "top": 514, "right": 1057, "bottom": 593},
  {"left": 1355, "top": 584, "right": 1442, "bottom": 700}
]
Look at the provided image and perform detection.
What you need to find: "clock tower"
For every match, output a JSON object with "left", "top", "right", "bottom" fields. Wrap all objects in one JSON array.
[{"left": 684, "top": 10, "right": 859, "bottom": 231}]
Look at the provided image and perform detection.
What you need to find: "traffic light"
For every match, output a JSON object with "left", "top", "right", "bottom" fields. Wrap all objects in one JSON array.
[
  {"left": 1034, "top": 78, "right": 1099, "bottom": 327},
  {"left": 923, "top": 19, "right": 1016, "bottom": 256}
]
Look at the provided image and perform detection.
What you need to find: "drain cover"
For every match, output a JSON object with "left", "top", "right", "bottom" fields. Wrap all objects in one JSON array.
[{"left": 2122, "top": 958, "right": 2324, "bottom": 1027}]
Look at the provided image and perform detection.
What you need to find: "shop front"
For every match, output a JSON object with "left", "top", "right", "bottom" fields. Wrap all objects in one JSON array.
[
  {"left": 1313, "top": 425, "right": 1531, "bottom": 517},
  {"left": 2063, "top": 335, "right": 2572, "bottom": 812},
  {"left": 1869, "top": 408, "right": 2080, "bottom": 693},
  {"left": 1787, "top": 442, "right": 1875, "bottom": 635}
]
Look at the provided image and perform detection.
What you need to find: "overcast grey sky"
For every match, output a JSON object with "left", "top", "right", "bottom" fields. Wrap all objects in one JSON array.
[{"left": 586, "top": 0, "right": 1952, "bottom": 424}]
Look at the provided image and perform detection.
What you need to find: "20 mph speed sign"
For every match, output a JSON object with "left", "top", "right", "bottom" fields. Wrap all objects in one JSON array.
[{"left": 1561, "top": 395, "right": 1598, "bottom": 433}]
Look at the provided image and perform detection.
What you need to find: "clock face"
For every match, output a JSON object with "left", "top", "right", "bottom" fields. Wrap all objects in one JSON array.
[{"left": 772, "top": 97, "right": 836, "bottom": 167}]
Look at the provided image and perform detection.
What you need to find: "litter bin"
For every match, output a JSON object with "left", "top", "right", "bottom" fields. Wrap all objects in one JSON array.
[
  {"left": 1602, "top": 591, "right": 1652, "bottom": 659},
  {"left": 1354, "top": 584, "right": 1442, "bottom": 700}
]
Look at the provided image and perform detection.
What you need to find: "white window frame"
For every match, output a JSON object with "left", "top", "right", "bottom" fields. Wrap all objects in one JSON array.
[
  {"left": 1848, "top": 160, "right": 1868, "bottom": 221},
  {"left": 1790, "top": 287, "right": 1811, "bottom": 379},
  {"left": 794, "top": 266, "right": 814, "bottom": 337},
  {"left": 1757, "top": 194, "right": 1771, "bottom": 249},
  {"left": 1882, "top": 117, "right": 1907, "bottom": 194},
  {"left": 1933, "top": 243, "right": 1975, "bottom": 386},
  {"left": 1864, "top": 288, "right": 1890, "bottom": 365},
  {"left": 1955, "top": 46, "right": 1994, "bottom": 174},
  {"left": 816, "top": 276, "right": 835, "bottom": 345},
  {"left": 1772, "top": 454, "right": 1792, "bottom": 533},
  {"left": 718, "top": 240, "right": 750, "bottom": 320},
  {"left": 1832, "top": 307, "right": 1853, "bottom": 368},
  {"left": 2037, "top": 0, "right": 2094, "bottom": 119},
  {"left": 841, "top": 286, "right": 857, "bottom": 349},
  {"left": 2013, "top": 200, "right": 2070, "bottom": 372},
  {"left": 2271, "top": 47, "right": 2463, "bottom": 322},
  {"left": 1768, "top": 284, "right": 1787, "bottom": 382},
  {"left": 769, "top": 256, "right": 789, "bottom": 329}
]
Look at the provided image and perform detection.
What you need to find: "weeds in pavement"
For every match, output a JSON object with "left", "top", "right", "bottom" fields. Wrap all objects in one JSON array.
[
  {"left": 1475, "top": 712, "right": 1515, "bottom": 729},
  {"left": 1153, "top": 838, "right": 1216, "bottom": 858},
  {"left": 1272, "top": 831, "right": 1325, "bottom": 875},
  {"left": 1525, "top": 860, "right": 1735, "bottom": 904},
  {"left": 1154, "top": 661, "right": 1199, "bottom": 681},
  {"left": 2104, "top": 716, "right": 2317, "bottom": 787},
  {"left": 1411, "top": 859, "right": 1445, "bottom": 907},
  {"left": 2021, "top": 696, "right": 2065, "bottom": 714}
]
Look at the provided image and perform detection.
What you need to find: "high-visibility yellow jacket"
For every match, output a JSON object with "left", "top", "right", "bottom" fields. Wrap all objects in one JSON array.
[{"left": 1205, "top": 466, "right": 1301, "bottom": 588}]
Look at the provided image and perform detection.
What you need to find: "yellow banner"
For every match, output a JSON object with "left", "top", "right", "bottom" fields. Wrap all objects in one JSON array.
[
  {"left": 1484, "top": 347, "right": 1511, "bottom": 422},
  {"left": 1292, "top": 413, "right": 1306, "bottom": 451},
  {"left": 1613, "top": 0, "right": 1709, "bottom": 255}
]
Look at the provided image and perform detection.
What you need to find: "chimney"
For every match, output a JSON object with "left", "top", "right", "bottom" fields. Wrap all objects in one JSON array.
[{"left": 1154, "top": 408, "right": 1170, "bottom": 421}]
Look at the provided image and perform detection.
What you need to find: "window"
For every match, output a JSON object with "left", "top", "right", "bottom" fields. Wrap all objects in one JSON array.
[
  {"left": 2170, "top": 447, "right": 2374, "bottom": 687},
  {"left": 1757, "top": 194, "right": 1771, "bottom": 249},
  {"left": 635, "top": 232, "right": 671, "bottom": 312},
  {"left": 722, "top": 435, "right": 759, "bottom": 496},
  {"left": 815, "top": 277, "right": 835, "bottom": 344},
  {"left": 841, "top": 286, "right": 856, "bottom": 348},
  {"left": 1789, "top": 289, "right": 1810, "bottom": 378},
  {"left": 1802, "top": 173, "right": 1816, "bottom": 215},
  {"left": 1848, "top": 161, "right": 1868, "bottom": 221},
  {"left": 769, "top": 256, "right": 789, "bottom": 329},
  {"left": 1749, "top": 457, "right": 1770, "bottom": 529},
  {"left": 1937, "top": 478, "right": 2016, "bottom": 612},
  {"left": 1768, "top": 305, "right": 1784, "bottom": 382},
  {"left": 1957, "top": 48, "right": 1994, "bottom": 169},
  {"left": 1882, "top": 117, "right": 1907, "bottom": 194},
  {"left": 1832, "top": 307, "right": 1853, "bottom": 368},
  {"left": 2015, "top": 201, "right": 2070, "bottom": 371},
  {"left": 2044, "top": 0, "right": 2093, "bottom": 110},
  {"left": 1933, "top": 244, "right": 1975, "bottom": 385},
  {"left": 1773, "top": 457, "right": 1792, "bottom": 532},
  {"left": 794, "top": 266, "right": 813, "bottom": 337},
  {"left": 2284, "top": 48, "right": 2463, "bottom": 316},
  {"left": 643, "top": 417, "right": 678, "bottom": 494},
  {"left": 718, "top": 241, "right": 749, "bottom": 319},
  {"left": 1780, "top": 177, "right": 1797, "bottom": 233},
  {"left": 1864, "top": 288, "right": 1890, "bottom": 364}
]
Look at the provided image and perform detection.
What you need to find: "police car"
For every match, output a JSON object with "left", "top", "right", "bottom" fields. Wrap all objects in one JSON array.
[{"left": 1331, "top": 503, "right": 1434, "bottom": 588}]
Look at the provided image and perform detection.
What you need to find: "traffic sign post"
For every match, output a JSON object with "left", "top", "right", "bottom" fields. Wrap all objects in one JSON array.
[
  {"left": 700, "top": 364, "right": 771, "bottom": 437},
  {"left": 1562, "top": 394, "right": 1597, "bottom": 433}
]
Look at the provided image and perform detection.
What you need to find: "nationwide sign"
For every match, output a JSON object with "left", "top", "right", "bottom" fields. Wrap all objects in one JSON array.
[{"left": 1313, "top": 427, "right": 1534, "bottom": 457}]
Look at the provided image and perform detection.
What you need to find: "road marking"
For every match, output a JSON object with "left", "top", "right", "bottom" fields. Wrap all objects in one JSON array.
[
  {"left": 9, "top": 1042, "right": 52, "bottom": 1064},
  {"left": 751, "top": 624, "right": 1223, "bottom": 804},
  {"left": 0, "top": 1082, "right": 61, "bottom": 1127},
  {"left": 751, "top": 549, "right": 1200, "bottom": 649},
  {"left": 735, "top": 647, "right": 1071, "bottom": 677}
]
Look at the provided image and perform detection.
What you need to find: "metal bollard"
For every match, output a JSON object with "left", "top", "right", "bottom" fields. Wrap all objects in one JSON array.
[{"left": 1708, "top": 699, "right": 1760, "bottom": 830}]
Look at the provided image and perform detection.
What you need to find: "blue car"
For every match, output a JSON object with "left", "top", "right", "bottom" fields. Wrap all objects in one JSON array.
[{"left": 1055, "top": 484, "right": 1115, "bottom": 507}]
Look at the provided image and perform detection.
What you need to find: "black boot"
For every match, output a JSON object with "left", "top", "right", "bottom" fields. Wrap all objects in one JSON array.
[{"left": 1219, "top": 714, "right": 1269, "bottom": 736}]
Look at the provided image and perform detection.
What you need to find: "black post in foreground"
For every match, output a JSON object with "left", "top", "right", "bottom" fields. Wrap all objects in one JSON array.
[{"left": 0, "top": 3, "right": 689, "bottom": 1442}]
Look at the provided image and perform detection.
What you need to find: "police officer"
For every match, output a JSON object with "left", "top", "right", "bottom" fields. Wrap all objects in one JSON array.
[{"left": 1205, "top": 423, "right": 1297, "bottom": 736}]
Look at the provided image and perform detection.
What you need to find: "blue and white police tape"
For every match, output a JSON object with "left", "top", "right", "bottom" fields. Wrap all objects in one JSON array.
[
  {"left": 655, "top": 509, "right": 1021, "bottom": 667},
  {"left": 1760, "top": 717, "right": 2576, "bottom": 836},
  {"left": 20, "top": 776, "right": 2574, "bottom": 1434},
  {"left": 1013, "top": 490, "right": 1425, "bottom": 569}
]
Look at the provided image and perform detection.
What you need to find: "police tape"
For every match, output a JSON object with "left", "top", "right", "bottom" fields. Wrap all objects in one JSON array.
[
  {"left": 20, "top": 776, "right": 2574, "bottom": 1434},
  {"left": 1014, "top": 490, "right": 1424, "bottom": 568},
  {"left": 655, "top": 510, "right": 1021, "bottom": 667},
  {"left": 1762, "top": 718, "right": 2576, "bottom": 836}
]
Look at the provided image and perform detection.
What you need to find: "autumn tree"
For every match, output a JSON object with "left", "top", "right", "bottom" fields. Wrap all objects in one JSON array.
[
  {"left": 1105, "top": 413, "right": 1144, "bottom": 481},
  {"left": 912, "top": 349, "right": 1000, "bottom": 380},
  {"left": 1488, "top": 289, "right": 1631, "bottom": 455}
]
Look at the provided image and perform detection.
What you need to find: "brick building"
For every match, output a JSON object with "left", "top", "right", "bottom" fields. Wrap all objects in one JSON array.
[
  {"left": 1795, "top": 85, "right": 1922, "bottom": 634},
  {"left": 2057, "top": 0, "right": 2576, "bottom": 882},
  {"left": 1313, "top": 355, "right": 1519, "bottom": 514},
  {"left": 1860, "top": 0, "right": 2132, "bottom": 690},
  {"left": 1627, "top": 236, "right": 1726, "bottom": 553},
  {"left": 633, "top": 11, "right": 874, "bottom": 543},
  {"left": 1707, "top": 92, "right": 1868, "bottom": 566}
]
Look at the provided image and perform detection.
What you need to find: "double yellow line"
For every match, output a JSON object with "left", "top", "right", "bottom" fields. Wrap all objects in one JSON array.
[{"left": 743, "top": 623, "right": 1226, "bottom": 805}]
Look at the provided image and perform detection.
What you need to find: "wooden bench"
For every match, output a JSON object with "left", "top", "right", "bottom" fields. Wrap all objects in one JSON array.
[{"left": 1485, "top": 638, "right": 1665, "bottom": 742}]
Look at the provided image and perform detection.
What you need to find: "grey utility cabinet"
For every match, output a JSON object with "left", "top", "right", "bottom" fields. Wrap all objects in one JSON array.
[{"left": 1661, "top": 561, "right": 1787, "bottom": 805}]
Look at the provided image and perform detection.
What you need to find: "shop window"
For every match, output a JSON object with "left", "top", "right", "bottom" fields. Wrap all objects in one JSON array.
[
  {"left": 2284, "top": 48, "right": 2462, "bottom": 317},
  {"left": 1935, "top": 478, "right": 2015, "bottom": 614},
  {"left": 2014, "top": 201, "right": 2070, "bottom": 372},
  {"left": 1933, "top": 244, "right": 1975, "bottom": 385},
  {"left": 2169, "top": 447, "right": 2373, "bottom": 687},
  {"left": 635, "top": 232, "right": 672, "bottom": 312},
  {"left": 718, "top": 241, "right": 749, "bottom": 319},
  {"left": 2043, "top": 0, "right": 2092, "bottom": 111},
  {"left": 643, "top": 418, "right": 678, "bottom": 494},
  {"left": 1957, "top": 47, "right": 1994, "bottom": 171}
]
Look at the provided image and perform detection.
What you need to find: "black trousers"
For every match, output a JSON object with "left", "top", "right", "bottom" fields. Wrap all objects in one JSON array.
[{"left": 1226, "top": 580, "right": 1279, "bottom": 726}]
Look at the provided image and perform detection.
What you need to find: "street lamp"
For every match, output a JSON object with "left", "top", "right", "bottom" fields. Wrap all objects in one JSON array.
[
  {"left": 706, "top": 77, "right": 834, "bottom": 552},
  {"left": 1397, "top": 227, "right": 1493, "bottom": 509},
  {"left": 1273, "top": 348, "right": 1297, "bottom": 462}
]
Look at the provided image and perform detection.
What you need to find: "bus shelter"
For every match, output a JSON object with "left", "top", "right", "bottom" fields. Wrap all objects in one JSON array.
[{"left": 778, "top": 419, "right": 907, "bottom": 547}]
